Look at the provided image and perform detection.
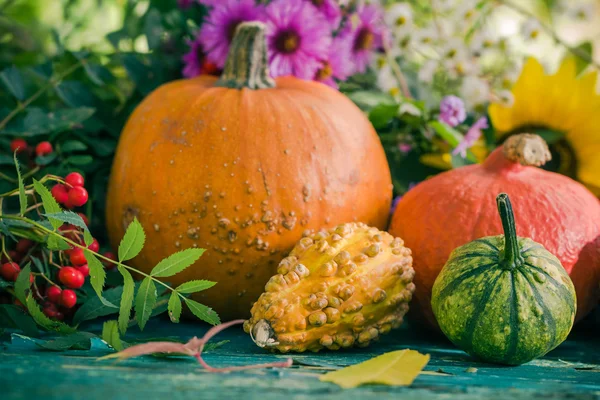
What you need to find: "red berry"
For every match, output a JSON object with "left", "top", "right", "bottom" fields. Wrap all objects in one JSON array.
[
  {"left": 0, "top": 262, "right": 20, "bottom": 281},
  {"left": 35, "top": 141, "right": 53, "bottom": 156},
  {"left": 76, "top": 264, "right": 89, "bottom": 278},
  {"left": 102, "top": 251, "right": 116, "bottom": 269},
  {"left": 59, "top": 289, "right": 77, "bottom": 308},
  {"left": 43, "top": 303, "right": 59, "bottom": 318},
  {"left": 58, "top": 267, "right": 85, "bottom": 289},
  {"left": 46, "top": 286, "right": 62, "bottom": 303},
  {"left": 65, "top": 172, "right": 85, "bottom": 188},
  {"left": 87, "top": 239, "right": 99, "bottom": 252},
  {"left": 69, "top": 248, "right": 87, "bottom": 265},
  {"left": 67, "top": 186, "right": 88, "bottom": 207},
  {"left": 15, "top": 239, "right": 33, "bottom": 254},
  {"left": 51, "top": 184, "right": 69, "bottom": 204},
  {"left": 28, "top": 273, "right": 34, "bottom": 284},
  {"left": 77, "top": 213, "right": 89, "bottom": 226},
  {"left": 10, "top": 138, "right": 28, "bottom": 153}
]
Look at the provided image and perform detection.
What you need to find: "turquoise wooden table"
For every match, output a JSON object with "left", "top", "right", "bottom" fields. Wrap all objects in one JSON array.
[{"left": 1, "top": 315, "right": 599, "bottom": 400}]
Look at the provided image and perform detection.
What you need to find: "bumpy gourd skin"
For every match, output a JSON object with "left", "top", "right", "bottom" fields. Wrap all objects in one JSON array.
[
  {"left": 244, "top": 222, "right": 415, "bottom": 353},
  {"left": 432, "top": 237, "right": 576, "bottom": 365}
]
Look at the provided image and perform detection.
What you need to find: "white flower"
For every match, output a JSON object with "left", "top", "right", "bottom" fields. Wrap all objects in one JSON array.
[
  {"left": 412, "top": 26, "right": 437, "bottom": 47},
  {"left": 399, "top": 102, "right": 422, "bottom": 117},
  {"left": 460, "top": 76, "right": 490, "bottom": 109},
  {"left": 521, "top": 19, "right": 543, "bottom": 40},
  {"left": 494, "top": 90, "right": 515, "bottom": 107},
  {"left": 385, "top": 3, "right": 414, "bottom": 38},
  {"left": 377, "top": 63, "right": 399, "bottom": 95},
  {"left": 432, "top": 0, "right": 455, "bottom": 13},
  {"left": 568, "top": 3, "right": 595, "bottom": 20},
  {"left": 441, "top": 38, "right": 469, "bottom": 61},
  {"left": 470, "top": 31, "right": 497, "bottom": 56},
  {"left": 444, "top": 57, "right": 478, "bottom": 79},
  {"left": 454, "top": 0, "right": 479, "bottom": 23},
  {"left": 418, "top": 60, "right": 438, "bottom": 83},
  {"left": 500, "top": 64, "right": 522, "bottom": 89}
]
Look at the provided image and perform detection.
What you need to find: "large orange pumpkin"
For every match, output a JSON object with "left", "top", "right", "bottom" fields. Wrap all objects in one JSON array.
[
  {"left": 106, "top": 22, "right": 392, "bottom": 320},
  {"left": 390, "top": 134, "right": 600, "bottom": 328}
]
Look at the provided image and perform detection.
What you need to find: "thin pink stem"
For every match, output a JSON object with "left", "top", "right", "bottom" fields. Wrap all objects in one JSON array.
[{"left": 193, "top": 353, "right": 293, "bottom": 373}]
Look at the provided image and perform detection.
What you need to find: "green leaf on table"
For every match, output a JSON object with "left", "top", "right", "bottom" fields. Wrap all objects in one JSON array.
[
  {"left": 0, "top": 66, "right": 25, "bottom": 100},
  {"left": 117, "top": 266, "right": 135, "bottom": 335},
  {"left": 14, "top": 152, "right": 27, "bottom": 216},
  {"left": 25, "top": 295, "right": 75, "bottom": 333},
  {"left": 184, "top": 298, "right": 220, "bottom": 326},
  {"left": 167, "top": 292, "right": 182, "bottom": 323},
  {"left": 134, "top": 277, "right": 157, "bottom": 330},
  {"left": 176, "top": 280, "right": 216, "bottom": 294},
  {"left": 14, "top": 263, "right": 31, "bottom": 305},
  {"left": 43, "top": 211, "right": 93, "bottom": 245},
  {"left": 46, "top": 235, "right": 70, "bottom": 251},
  {"left": 84, "top": 250, "right": 115, "bottom": 308},
  {"left": 150, "top": 248, "right": 205, "bottom": 277},
  {"left": 427, "top": 121, "right": 477, "bottom": 163},
  {"left": 36, "top": 332, "right": 96, "bottom": 351},
  {"left": 0, "top": 305, "right": 39, "bottom": 337},
  {"left": 32, "top": 179, "right": 62, "bottom": 229},
  {"left": 102, "top": 320, "right": 124, "bottom": 351},
  {"left": 319, "top": 349, "right": 430, "bottom": 388},
  {"left": 73, "top": 286, "right": 125, "bottom": 324},
  {"left": 119, "top": 217, "right": 145, "bottom": 262}
]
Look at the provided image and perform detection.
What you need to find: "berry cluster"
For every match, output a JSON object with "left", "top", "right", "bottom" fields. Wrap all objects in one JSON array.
[
  {"left": 51, "top": 172, "right": 89, "bottom": 208},
  {"left": 10, "top": 138, "right": 53, "bottom": 158}
]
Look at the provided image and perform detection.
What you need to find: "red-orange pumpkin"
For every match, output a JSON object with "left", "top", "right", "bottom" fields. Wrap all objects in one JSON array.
[
  {"left": 106, "top": 22, "right": 392, "bottom": 320},
  {"left": 390, "top": 134, "right": 600, "bottom": 328}
]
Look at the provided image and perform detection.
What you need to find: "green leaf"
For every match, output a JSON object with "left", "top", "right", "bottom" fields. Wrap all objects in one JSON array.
[
  {"left": 150, "top": 248, "right": 205, "bottom": 278},
  {"left": 427, "top": 121, "right": 477, "bottom": 163},
  {"left": 36, "top": 332, "right": 96, "bottom": 351},
  {"left": 34, "top": 152, "right": 58, "bottom": 166},
  {"left": 84, "top": 250, "right": 115, "bottom": 308},
  {"left": 144, "top": 8, "right": 164, "bottom": 50},
  {"left": 43, "top": 211, "right": 92, "bottom": 245},
  {"left": 369, "top": 104, "right": 400, "bottom": 130},
  {"left": 5, "top": 107, "right": 96, "bottom": 136},
  {"left": 0, "top": 305, "right": 38, "bottom": 337},
  {"left": 184, "top": 298, "right": 220, "bottom": 326},
  {"left": 25, "top": 295, "right": 76, "bottom": 333},
  {"left": 82, "top": 62, "right": 114, "bottom": 86},
  {"left": 14, "top": 152, "right": 27, "bottom": 216},
  {"left": 118, "top": 217, "right": 145, "bottom": 261},
  {"left": 102, "top": 320, "right": 124, "bottom": 351},
  {"left": 55, "top": 81, "right": 94, "bottom": 108},
  {"left": 14, "top": 263, "right": 31, "bottom": 305},
  {"left": 117, "top": 265, "right": 135, "bottom": 335},
  {"left": 65, "top": 155, "right": 94, "bottom": 166},
  {"left": 60, "top": 140, "right": 89, "bottom": 153},
  {"left": 571, "top": 42, "right": 593, "bottom": 74},
  {"left": 534, "top": 128, "right": 565, "bottom": 145},
  {"left": 0, "top": 221, "right": 16, "bottom": 241},
  {"left": 134, "top": 277, "right": 157, "bottom": 330},
  {"left": 0, "top": 66, "right": 25, "bottom": 100},
  {"left": 46, "top": 235, "right": 71, "bottom": 251},
  {"left": 167, "top": 292, "right": 182, "bottom": 323},
  {"left": 347, "top": 90, "right": 396, "bottom": 110},
  {"left": 176, "top": 280, "right": 216, "bottom": 294},
  {"left": 451, "top": 154, "right": 476, "bottom": 168},
  {"left": 32, "top": 179, "right": 62, "bottom": 230},
  {"left": 72, "top": 286, "right": 125, "bottom": 324}
]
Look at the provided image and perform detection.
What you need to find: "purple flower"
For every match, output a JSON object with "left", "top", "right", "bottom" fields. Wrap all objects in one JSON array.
[
  {"left": 346, "top": 4, "right": 387, "bottom": 74},
  {"left": 398, "top": 143, "right": 412, "bottom": 153},
  {"left": 314, "top": 34, "right": 353, "bottom": 88},
  {"left": 452, "top": 117, "right": 488, "bottom": 158},
  {"left": 182, "top": 35, "right": 219, "bottom": 78},
  {"left": 265, "top": 0, "right": 332, "bottom": 80},
  {"left": 199, "top": 0, "right": 265, "bottom": 68},
  {"left": 307, "top": 0, "right": 341, "bottom": 29},
  {"left": 198, "top": 0, "right": 221, "bottom": 6},
  {"left": 439, "top": 95, "right": 467, "bottom": 127},
  {"left": 178, "top": 0, "right": 194, "bottom": 9}
]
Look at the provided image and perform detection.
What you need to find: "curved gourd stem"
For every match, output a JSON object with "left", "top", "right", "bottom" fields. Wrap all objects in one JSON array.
[
  {"left": 502, "top": 133, "right": 552, "bottom": 167},
  {"left": 215, "top": 22, "right": 276, "bottom": 90},
  {"left": 496, "top": 193, "right": 523, "bottom": 270}
]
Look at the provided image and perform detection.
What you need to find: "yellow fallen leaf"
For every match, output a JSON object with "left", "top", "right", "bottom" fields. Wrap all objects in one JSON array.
[{"left": 319, "top": 349, "right": 430, "bottom": 389}]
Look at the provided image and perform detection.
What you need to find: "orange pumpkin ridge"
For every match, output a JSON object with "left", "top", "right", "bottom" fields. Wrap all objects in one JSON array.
[
  {"left": 106, "top": 22, "right": 392, "bottom": 320},
  {"left": 390, "top": 133, "right": 600, "bottom": 329}
]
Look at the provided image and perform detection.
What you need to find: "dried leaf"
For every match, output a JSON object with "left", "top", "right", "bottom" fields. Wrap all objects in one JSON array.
[{"left": 319, "top": 350, "right": 430, "bottom": 389}]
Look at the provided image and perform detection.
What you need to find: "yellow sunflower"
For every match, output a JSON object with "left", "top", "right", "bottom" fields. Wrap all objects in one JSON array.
[{"left": 489, "top": 57, "right": 600, "bottom": 195}]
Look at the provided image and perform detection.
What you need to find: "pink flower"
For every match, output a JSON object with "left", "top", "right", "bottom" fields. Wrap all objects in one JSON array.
[
  {"left": 439, "top": 95, "right": 466, "bottom": 127},
  {"left": 178, "top": 0, "right": 194, "bottom": 9},
  {"left": 198, "top": 0, "right": 221, "bottom": 6},
  {"left": 346, "top": 4, "right": 387, "bottom": 74},
  {"left": 265, "top": 0, "right": 332, "bottom": 80},
  {"left": 199, "top": 0, "right": 265, "bottom": 68},
  {"left": 314, "top": 34, "right": 353, "bottom": 88},
  {"left": 182, "top": 35, "right": 219, "bottom": 78},
  {"left": 452, "top": 117, "right": 488, "bottom": 158},
  {"left": 398, "top": 143, "right": 412, "bottom": 153},
  {"left": 306, "top": 0, "right": 341, "bottom": 29}
]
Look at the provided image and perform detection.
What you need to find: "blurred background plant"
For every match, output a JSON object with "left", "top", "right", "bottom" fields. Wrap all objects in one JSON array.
[{"left": 1, "top": 0, "right": 599, "bottom": 333}]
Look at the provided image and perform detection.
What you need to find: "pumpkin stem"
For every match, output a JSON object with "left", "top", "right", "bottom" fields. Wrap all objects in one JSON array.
[
  {"left": 215, "top": 22, "right": 276, "bottom": 90},
  {"left": 496, "top": 193, "right": 523, "bottom": 270},
  {"left": 503, "top": 134, "right": 552, "bottom": 167}
]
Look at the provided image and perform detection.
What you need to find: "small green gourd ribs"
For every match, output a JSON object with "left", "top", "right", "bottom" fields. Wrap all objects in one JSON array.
[{"left": 431, "top": 193, "right": 576, "bottom": 365}]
